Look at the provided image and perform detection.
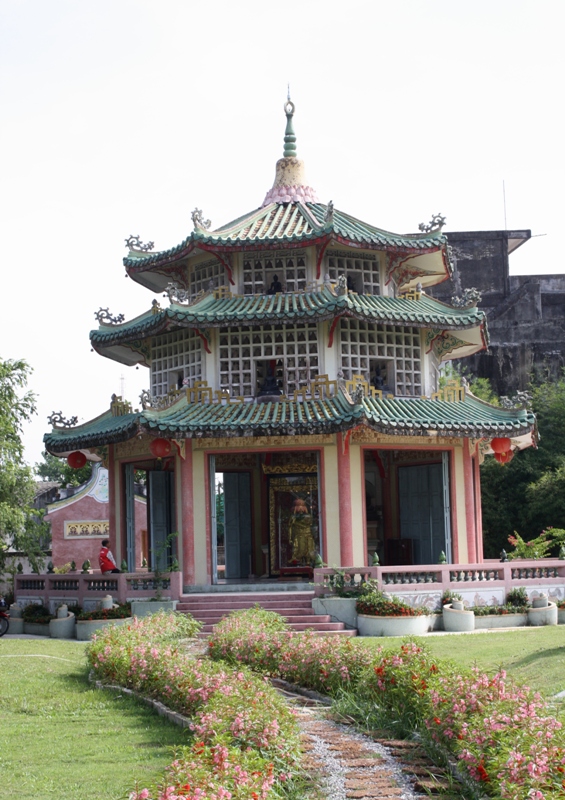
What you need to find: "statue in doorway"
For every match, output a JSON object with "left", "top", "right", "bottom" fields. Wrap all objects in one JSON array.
[{"left": 288, "top": 497, "right": 316, "bottom": 564}]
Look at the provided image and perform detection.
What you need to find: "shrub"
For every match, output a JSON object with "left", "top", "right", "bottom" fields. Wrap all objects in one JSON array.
[
  {"left": 77, "top": 602, "right": 131, "bottom": 621},
  {"left": 506, "top": 586, "right": 529, "bottom": 607},
  {"left": 440, "top": 589, "right": 462, "bottom": 607},
  {"left": 22, "top": 603, "right": 52, "bottom": 624},
  {"left": 356, "top": 591, "right": 428, "bottom": 617}
]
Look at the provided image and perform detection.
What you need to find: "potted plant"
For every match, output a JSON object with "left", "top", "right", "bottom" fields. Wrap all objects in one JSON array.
[
  {"left": 76, "top": 602, "right": 132, "bottom": 640},
  {"left": 472, "top": 588, "right": 530, "bottom": 629},
  {"left": 441, "top": 590, "right": 475, "bottom": 632},
  {"left": 356, "top": 590, "right": 433, "bottom": 637},
  {"left": 312, "top": 567, "right": 368, "bottom": 628},
  {"left": 49, "top": 603, "right": 77, "bottom": 639}
]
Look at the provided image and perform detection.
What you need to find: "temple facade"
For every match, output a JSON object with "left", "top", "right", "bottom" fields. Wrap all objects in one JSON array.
[{"left": 44, "top": 100, "right": 536, "bottom": 588}]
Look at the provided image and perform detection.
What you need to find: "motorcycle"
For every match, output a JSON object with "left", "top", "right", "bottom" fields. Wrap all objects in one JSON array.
[{"left": 0, "top": 598, "right": 9, "bottom": 636}]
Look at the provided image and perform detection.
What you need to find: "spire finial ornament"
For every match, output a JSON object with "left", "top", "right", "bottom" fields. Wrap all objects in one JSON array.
[
  {"left": 283, "top": 95, "right": 297, "bottom": 158},
  {"left": 261, "top": 95, "right": 319, "bottom": 207}
]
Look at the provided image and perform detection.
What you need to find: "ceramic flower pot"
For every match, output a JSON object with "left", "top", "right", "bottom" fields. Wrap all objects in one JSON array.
[
  {"left": 76, "top": 617, "right": 132, "bottom": 641},
  {"left": 528, "top": 601, "right": 557, "bottom": 627},
  {"left": 442, "top": 603, "right": 475, "bottom": 632},
  {"left": 357, "top": 613, "right": 432, "bottom": 637},
  {"left": 49, "top": 612, "right": 76, "bottom": 639}
]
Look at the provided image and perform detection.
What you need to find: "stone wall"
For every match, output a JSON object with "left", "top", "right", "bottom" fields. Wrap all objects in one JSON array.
[{"left": 430, "top": 230, "right": 565, "bottom": 394}]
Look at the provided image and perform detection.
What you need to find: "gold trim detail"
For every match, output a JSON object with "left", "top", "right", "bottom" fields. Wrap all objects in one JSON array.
[{"left": 64, "top": 520, "right": 109, "bottom": 539}]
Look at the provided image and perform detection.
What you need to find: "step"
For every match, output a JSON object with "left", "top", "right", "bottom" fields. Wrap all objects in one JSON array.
[
  {"left": 177, "top": 600, "right": 315, "bottom": 612},
  {"left": 189, "top": 612, "right": 332, "bottom": 625},
  {"left": 178, "top": 606, "right": 318, "bottom": 618}
]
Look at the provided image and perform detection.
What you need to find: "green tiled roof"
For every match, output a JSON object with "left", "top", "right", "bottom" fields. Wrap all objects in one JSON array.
[
  {"left": 124, "top": 202, "right": 446, "bottom": 270},
  {"left": 91, "top": 289, "right": 485, "bottom": 349},
  {"left": 44, "top": 391, "right": 534, "bottom": 453}
]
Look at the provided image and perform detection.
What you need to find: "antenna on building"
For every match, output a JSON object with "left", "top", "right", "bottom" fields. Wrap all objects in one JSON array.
[
  {"left": 503, "top": 179, "right": 507, "bottom": 230},
  {"left": 120, "top": 373, "right": 125, "bottom": 398}
]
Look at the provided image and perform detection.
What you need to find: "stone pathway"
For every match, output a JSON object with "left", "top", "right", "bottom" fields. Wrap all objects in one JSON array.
[{"left": 273, "top": 681, "right": 458, "bottom": 800}]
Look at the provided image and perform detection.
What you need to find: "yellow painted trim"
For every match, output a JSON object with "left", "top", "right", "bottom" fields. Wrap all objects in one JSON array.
[
  {"left": 322, "top": 443, "right": 341, "bottom": 565},
  {"left": 349, "top": 444, "right": 365, "bottom": 565},
  {"left": 453, "top": 446, "right": 468, "bottom": 563}
]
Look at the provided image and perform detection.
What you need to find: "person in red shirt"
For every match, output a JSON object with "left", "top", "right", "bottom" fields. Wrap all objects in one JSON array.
[{"left": 99, "top": 539, "right": 121, "bottom": 574}]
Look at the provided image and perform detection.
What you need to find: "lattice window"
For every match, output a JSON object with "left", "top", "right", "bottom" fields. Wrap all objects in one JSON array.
[
  {"left": 190, "top": 258, "right": 227, "bottom": 298},
  {"left": 326, "top": 250, "right": 380, "bottom": 295},
  {"left": 339, "top": 319, "right": 421, "bottom": 396},
  {"left": 218, "top": 323, "right": 319, "bottom": 397},
  {"left": 242, "top": 251, "right": 307, "bottom": 295},
  {"left": 151, "top": 329, "right": 203, "bottom": 397}
]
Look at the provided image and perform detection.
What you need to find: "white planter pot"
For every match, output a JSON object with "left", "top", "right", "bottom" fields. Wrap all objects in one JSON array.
[
  {"left": 8, "top": 617, "right": 24, "bottom": 634},
  {"left": 357, "top": 613, "right": 433, "bottom": 637},
  {"left": 442, "top": 604, "right": 475, "bottom": 632},
  {"left": 312, "top": 597, "right": 357, "bottom": 628},
  {"left": 23, "top": 622, "right": 50, "bottom": 636},
  {"left": 475, "top": 613, "right": 527, "bottom": 629},
  {"left": 130, "top": 600, "right": 178, "bottom": 618},
  {"left": 76, "top": 617, "right": 132, "bottom": 641},
  {"left": 528, "top": 602, "right": 557, "bottom": 627},
  {"left": 49, "top": 613, "right": 76, "bottom": 639}
]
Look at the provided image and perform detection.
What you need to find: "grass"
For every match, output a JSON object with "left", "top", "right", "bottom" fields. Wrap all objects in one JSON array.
[
  {"left": 360, "top": 625, "right": 565, "bottom": 701},
  {"left": 0, "top": 638, "right": 187, "bottom": 800}
]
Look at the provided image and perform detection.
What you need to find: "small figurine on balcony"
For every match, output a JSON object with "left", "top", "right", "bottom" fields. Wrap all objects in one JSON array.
[{"left": 267, "top": 274, "right": 283, "bottom": 294}]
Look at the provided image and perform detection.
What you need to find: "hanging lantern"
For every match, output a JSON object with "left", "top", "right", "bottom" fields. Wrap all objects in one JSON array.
[
  {"left": 149, "top": 437, "right": 172, "bottom": 458},
  {"left": 494, "top": 450, "right": 513, "bottom": 464},
  {"left": 67, "top": 451, "right": 87, "bottom": 469},
  {"left": 491, "top": 437, "right": 512, "bottom": 454}
]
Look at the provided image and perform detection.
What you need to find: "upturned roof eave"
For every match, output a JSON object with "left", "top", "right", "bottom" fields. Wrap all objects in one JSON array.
[{"left": 42, "top": 394, "right": 535, "bottom": 453}]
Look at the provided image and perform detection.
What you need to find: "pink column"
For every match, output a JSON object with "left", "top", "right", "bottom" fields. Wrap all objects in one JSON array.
[
  {"left": 180, "top": 443, "right": 195, "bottom": 586},
  {"left": 336, "top": 433, "right": 354, "bottom": 566},
  {"left": 108, "top": 445, "right": 117, "bottom": 553},
  {"left": 463, "top": 444, "right": 477, "bottom": 563},
  {"left": 474, "top": 454, "right": 484, "bottom": 562}
]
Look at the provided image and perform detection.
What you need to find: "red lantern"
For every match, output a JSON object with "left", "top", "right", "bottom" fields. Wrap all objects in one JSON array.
[
  {"left": 67, "top": 451, "right": 87, "bottom": 469},
  {"left": 150, "top": 438, "right": 172, "bottom": 458},
  {"left": 494, "top": 449, "right": 514, "bottom": 464},
  {"left": 491, "top": 437, "right": 512, "bottom": 454}
]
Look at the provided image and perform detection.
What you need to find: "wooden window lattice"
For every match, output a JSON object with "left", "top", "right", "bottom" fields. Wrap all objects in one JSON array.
[
  {"left": 151, "top": 329, "right": 203, "bottom": 398},
  {"left": 242, "top": 251, "right": 307, "bottom": 295},
  {"left": 218, "top": 323, "right": 319, "bottom": 398},
  {"left": 326, "top": 251, "right": 381, "bottom": 295},
  {"left": 339, "top": 319, "right": 422, "bottom": 396}
]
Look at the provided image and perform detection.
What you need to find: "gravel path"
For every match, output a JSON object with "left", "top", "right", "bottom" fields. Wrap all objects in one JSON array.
[{"left": 273, "top": 681, "right": 458, "bottom": 800}]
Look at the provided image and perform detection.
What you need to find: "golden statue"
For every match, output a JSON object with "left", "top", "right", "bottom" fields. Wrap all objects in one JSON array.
[{"left": 288, "top": 497, "right": 316, "bottom": 563}]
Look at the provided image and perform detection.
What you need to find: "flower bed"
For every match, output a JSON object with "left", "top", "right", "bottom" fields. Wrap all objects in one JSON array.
[
  {"left": 209, "top": 607, "right": 565, "bottom": 799},
  {"left": 86, "top": 611, "right": 302, "bottom": 799}
]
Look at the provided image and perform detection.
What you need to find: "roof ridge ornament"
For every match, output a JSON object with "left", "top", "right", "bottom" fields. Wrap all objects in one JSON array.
[
  {"left": 418, "top": 213, "right": 446, "bottom": 233},
  {"left": 125, "top": 235, "right": 154, "bottom": 252},
  {"left": 95, "top": 307, "right": 125, "bottom": 325},
  {"left": 192, "top": 208, "right": 211, "bottom": 231},
  {"left": 48, "top": 411, "right": 78, "bottom": 429}
]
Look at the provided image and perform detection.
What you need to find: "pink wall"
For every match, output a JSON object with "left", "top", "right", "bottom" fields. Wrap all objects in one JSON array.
[{"left": 49, "top": 493, "right": 147, "bottom": 571}]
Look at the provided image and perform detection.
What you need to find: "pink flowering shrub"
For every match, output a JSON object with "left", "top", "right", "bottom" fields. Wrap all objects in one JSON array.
[
  {"left": 209, "top": 608, "right": 565, "bottom": 799},
  {"left": 209, "top": 608, "right": 373, "bottom": 695},
  {"left": 130, "top": 742, "right": 276, "bottom": 800},
  {"left": 86, "top": 611, "right": 301, "bottom": 800}
]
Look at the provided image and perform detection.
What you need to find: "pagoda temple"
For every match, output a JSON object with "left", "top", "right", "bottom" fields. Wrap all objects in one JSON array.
[{"left": 44, "top": 99, "right": 536, "bottom": 586}]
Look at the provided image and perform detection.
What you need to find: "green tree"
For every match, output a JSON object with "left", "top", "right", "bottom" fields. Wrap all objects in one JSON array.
[
  {"left": 35, "top": 450, "right": 92, "bottom": 487},
  {"left": 0, "top": 358, "right": 48, "bottom": 572},
  {"left": 480, "top": 373, "right": 565, "bottom": 557}
]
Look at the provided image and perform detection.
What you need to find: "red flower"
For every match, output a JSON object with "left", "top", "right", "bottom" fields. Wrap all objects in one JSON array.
[
  {"left": 477, "top": 763, "right": 489, "bottom": 782},
  {"left": 434, "top": 717, "right": 441, "bottom": 724}
]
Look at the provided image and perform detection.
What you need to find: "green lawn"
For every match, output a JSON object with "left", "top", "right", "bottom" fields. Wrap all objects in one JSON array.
[
  {"left": 0, "top": 639, "right": 187, "bottom": 800},
  {"left": 361, "top": 625, "right": 565, "bottom": 701}
]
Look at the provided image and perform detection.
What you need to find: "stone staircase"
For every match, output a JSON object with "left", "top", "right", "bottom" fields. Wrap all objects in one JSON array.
[{"left": 176, "top": 590, "right": 356, "bottom": 637}]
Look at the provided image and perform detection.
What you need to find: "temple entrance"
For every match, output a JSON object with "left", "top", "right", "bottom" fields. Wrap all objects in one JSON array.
[
  {"left": 398, "top": 461, "right": 450, "bottom": 564},
  {"left": 210, "top": 451, "right": 322, "bottom": 583},
  {"left": 363, "top": 450, "right": 451, "bottom": 566}
]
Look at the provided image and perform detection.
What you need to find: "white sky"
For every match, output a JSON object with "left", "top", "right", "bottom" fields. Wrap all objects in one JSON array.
[{"left": 1, "top": 0, "right": 563, "bottom": 467}]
